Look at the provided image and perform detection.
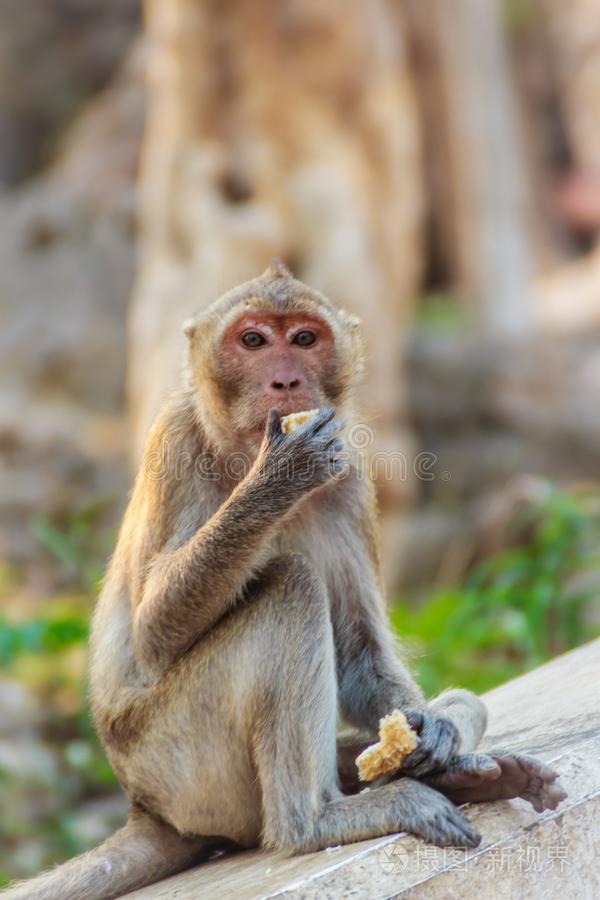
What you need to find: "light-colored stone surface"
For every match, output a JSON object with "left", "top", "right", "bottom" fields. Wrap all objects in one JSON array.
[{"left": 124, "top": 640, "right": 600, "bottom": 899}]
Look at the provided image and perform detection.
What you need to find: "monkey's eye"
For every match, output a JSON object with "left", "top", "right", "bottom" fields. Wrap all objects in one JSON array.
[
  {"left": 293, "top": 330, "right": 317, "bottom": 347},
  {"left": 241, "top": 331, "right": 267, "bottom": 348}
]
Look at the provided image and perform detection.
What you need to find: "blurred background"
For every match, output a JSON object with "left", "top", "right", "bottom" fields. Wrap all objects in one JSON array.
[{"left": 1, "top": 0, "right": 600, "bottom": 883}]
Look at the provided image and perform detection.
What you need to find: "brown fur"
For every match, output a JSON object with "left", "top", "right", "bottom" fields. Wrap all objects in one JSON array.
[{"left": 10, "top": 263, "right": 558, "bottom": 900}]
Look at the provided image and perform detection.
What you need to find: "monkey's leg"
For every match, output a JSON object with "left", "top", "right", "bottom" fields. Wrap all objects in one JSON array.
[
  {"left": 121, "top": 552, "right": 340, "bottom": 848},
  {"left": 249, "top": 557, "right": 481, "bottom": 853},
  {"left": 2, "top": 807, "right": 209, "bottom": 900}
]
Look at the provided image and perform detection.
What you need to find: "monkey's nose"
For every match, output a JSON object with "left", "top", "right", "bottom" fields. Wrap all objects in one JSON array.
[{"left": 270, "top": 378, "right": 301, "bottom": 391}]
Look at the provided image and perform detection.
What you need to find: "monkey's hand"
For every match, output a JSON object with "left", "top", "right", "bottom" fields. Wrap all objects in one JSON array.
[
  {"left": 422, "top": 751, "right": 567, "bottom": 813},
  {"left": 257, "top": 407, "right": 345, "bottom": 495},
  {"left": 398, "top": 709, "right": 461, "bottom": 778}
]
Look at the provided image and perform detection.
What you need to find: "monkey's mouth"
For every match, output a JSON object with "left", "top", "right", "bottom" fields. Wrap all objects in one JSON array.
[{"left": 257, "top": 403, "right": 320, "bottom": 433}]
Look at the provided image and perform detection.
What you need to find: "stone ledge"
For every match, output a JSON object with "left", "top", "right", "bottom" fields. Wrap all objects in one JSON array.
[{"left": 124, "top": 639, "right": 600, "bottom": 899}]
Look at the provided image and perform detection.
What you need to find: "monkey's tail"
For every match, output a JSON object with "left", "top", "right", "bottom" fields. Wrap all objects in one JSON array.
[{"left": 1, "top": 808, "right": 209, "bottom": 900}]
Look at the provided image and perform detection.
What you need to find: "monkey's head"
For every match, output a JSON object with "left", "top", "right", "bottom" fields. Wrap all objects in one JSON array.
[{"left": 184, "top": 260, "right": 364, "bottom": 446}]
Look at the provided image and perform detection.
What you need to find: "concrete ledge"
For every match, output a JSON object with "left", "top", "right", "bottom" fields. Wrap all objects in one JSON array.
[{"left": 124, "top": 639, "right": 600, "bottom": 899}]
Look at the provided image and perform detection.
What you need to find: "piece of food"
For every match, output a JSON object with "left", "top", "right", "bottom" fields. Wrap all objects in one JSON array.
[
  {"left": 280, "top": 409, "right": 318, "bottom": 434},
  {"left": 356, "top": 709, "right": 419, "bottom": 782}
]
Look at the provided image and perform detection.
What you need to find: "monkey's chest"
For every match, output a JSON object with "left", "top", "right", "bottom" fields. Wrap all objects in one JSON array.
[{"left": 273, "top": 500, "right": 347, "bottom": 586}]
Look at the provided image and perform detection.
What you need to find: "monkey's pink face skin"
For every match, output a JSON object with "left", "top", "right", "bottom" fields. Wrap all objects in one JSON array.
[{"left": 219, "top": 312, "right": 337, "bottom": 435}]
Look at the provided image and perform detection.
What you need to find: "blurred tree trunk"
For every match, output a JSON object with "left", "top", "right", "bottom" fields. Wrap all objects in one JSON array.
[
  {"left": 129, "top": 0, "right": 425, "bottom": 535},
  {"left": 404, "top": 0, "right": 539, "bottom": 337},
  {"left": 129, "top": 0, "right": 423, "bottom": 474},
  {"left": 532, "top": 0, "right": 600, "bottom": 331},
  {"left": 542, "top": 0, "right": 600, "bottom": 236},
  {"left": 542, "top": 0, "right": 600, "bottom": 182}
]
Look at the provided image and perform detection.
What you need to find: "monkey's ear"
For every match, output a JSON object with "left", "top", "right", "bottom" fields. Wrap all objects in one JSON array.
[
  {"left": 263, "top": 258, "right": 292, "bottom": 280},
  {"left": 341, "top": 310, "right": 361, "bottom": 330},
  {"left": 183, "top": 318, "right": 197, "bottom": 339}
]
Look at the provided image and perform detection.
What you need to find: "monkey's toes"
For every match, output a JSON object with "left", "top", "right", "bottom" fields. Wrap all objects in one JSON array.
[
  {"left": 433, "top": 808, "right": 482, "bottom": 849},
  {"left": 542, "top": 779, "right": 567, "bottom": 811},
  {"left": 424, "top": 753, "right": 502, "bottom": 792},
  {"left": 411, "top": 792, "right": 482, "bottom": 849},
  {"left": 525, "top": 778, "right": 567, "bottom": 813},
  {"left": 486, "top": 753, "right": 567, "bottom": 812},
  {"left": 514, "top": 756, "right": 567, "bottom": 812}
]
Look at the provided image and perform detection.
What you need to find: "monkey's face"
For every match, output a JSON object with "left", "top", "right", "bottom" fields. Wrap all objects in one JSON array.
[{"left": 216, "top": 310, "right": 341, "bottom": 437}]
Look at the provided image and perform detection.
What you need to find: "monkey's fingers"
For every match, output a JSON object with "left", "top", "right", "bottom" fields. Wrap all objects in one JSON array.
[
  {"left": 315, "top": 420, "right": 345, "bottom": 447},
  {"left": 310, "top": 412, "right": 344, "bottom": 442},
  {"left": 293, "top": 410, "right": 346, "bottom": 470},
  {"left": 293, "top": 407, "right": 345, "bottom": 443},
  {"left": 402, "top": 710, "right": 460, "bottom": 777},
  {"left": 289, "top": 406, "right": 336, "bottom": 435},
  {"left": 265, "top": 408, "right": 284, "bottom": 440}
]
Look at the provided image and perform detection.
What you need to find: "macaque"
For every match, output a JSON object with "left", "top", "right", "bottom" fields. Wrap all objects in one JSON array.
[{"left": 4, "top": 262, "right": 565, "bottom": 900}]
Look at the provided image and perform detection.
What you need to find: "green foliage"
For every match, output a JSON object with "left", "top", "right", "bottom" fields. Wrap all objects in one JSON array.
[
  {"left": 31, "top": 498, "right": 112, "bottom": 592},
  {"left": 415, "top": 291, "right": 468, "bottom": 334},
  {"left": 392, "top": 487, "right": 600, "bottom": 696},
  {"left": 0, "top": 503, "right": 119, "bottom": 880},
  {"left": 502, "top": 0, "right": 541, "bottom": 34},
  {"left": 0, "top": 608, "right": 88, "bottom": 667},
  {"left": 1, "top": 501, "right": 114, "bottom": 669}
]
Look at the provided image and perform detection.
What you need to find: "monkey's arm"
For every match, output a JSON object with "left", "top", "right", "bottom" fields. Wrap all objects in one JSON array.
[
  {"left": 334, "top": 569, "right": 485, "bottom": 775},
  {"left": 132, "top": 408, "right": 342, "bottom": 677},
  {"left": 332, "top": 488, "right": 483, "bottom": 775},
  {"left": 334, "top": 573, "right": 425, "bottom": 728},
  {"left": 133, "top": 473, "right": 291, "bottom": 674}
]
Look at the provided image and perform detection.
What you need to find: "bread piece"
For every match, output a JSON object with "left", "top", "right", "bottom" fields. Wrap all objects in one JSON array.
[
  {"left": 356, "top": 709, "right": 418, "bottom": 782},
  {"left": 280, "top": 409, "right": 318, "bottom": 434}
]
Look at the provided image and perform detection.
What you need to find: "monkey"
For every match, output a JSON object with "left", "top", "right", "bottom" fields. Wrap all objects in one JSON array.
[{"left": 3, "top": 261, "right": 565, "bottom": 900}]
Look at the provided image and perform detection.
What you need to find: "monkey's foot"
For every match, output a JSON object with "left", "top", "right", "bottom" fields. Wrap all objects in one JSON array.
[
  {"left": 396, "top": 782, "right": 482, "bottom": 848},
  {"left": 422, "top": 752, "right": 567, "bottom": 813}
]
